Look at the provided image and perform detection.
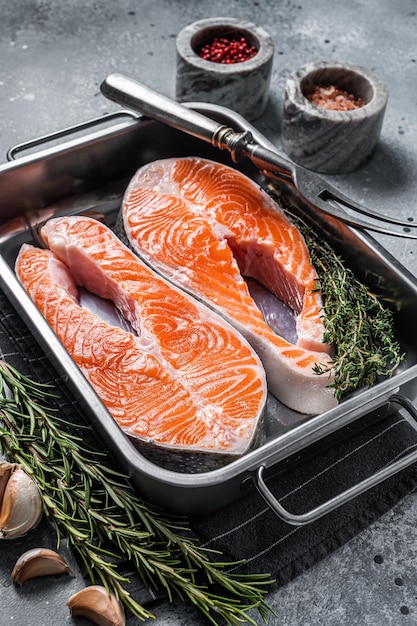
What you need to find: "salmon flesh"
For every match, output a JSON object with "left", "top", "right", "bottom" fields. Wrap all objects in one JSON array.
[
  {"left": 121, "top": 157, "right": 337, "bottom": 415},
  {"left": 15, "top": 216, "right": 267, "bottom": 469}
]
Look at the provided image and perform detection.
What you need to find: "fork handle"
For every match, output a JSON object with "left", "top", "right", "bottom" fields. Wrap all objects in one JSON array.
[
  {"left": 101, "top": 73, "right": 222, "bottom": 142},
  {"left": 101, "top": 73, "right": 295, "bottom": 182}
]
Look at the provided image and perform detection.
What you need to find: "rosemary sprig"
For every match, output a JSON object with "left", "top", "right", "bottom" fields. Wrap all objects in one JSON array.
[
  {"left": 270, "top": 191, "right": 404, "bottom": 399},
  {"left": 0, "top": 360, "right": 275, "bottom": 625}
]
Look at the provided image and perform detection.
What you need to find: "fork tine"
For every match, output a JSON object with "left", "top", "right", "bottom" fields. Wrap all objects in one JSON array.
[
  {"left": 320, "top": 182, "right": 416, "bottom": 229},
  {"left": 288, "top": 165, "right": 417, "bottom": 238},
  {"left": 316, "top": 202, "right": 417, "bottom": 238}
]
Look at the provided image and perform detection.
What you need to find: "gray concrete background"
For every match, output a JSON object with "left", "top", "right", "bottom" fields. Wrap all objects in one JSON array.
[{"left": 0, "top": 1, "right": 417, "bottom": 624}]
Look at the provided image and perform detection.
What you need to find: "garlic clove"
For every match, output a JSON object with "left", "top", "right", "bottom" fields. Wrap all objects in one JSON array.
[
  {"left": 0, "top": 463, "right": 43, "bottom": 539},
  {"left": 0, "top": 461, "right": 13, "bottom": 505},
  {"left": 67, "top": 585, "right": 126, "bottom": 626},
  {"left": 11, "top": 547, "right": 75, "bottom": 585}
]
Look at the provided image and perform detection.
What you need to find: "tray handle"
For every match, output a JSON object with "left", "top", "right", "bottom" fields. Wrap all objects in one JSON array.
[
  {"left": 253, "top": 393, "right": 417, "bottom": 526},
  {"left": 6, "top": 110, "right": 139, "bottom": 161}
]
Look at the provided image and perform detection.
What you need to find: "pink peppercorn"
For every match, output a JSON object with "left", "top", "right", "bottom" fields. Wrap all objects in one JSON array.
[{"left": 198, "top": 36, "right": 258, "bottom": 64}]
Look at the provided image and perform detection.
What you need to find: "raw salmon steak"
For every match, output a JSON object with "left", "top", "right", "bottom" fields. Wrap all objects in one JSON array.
[
  {"left": 15, "top": 216, "right": 267, "bottom": 468},
  {"left": 121, "top": 156, "right": 337, "bottom": 415}
]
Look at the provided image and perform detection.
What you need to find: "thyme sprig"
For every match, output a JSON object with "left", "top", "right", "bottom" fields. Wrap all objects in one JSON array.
[
  {"left": 309, "top": 244, "right": 404, "bottom": 398},
  {"left": 0, "top": 360, "right": 275, "bottom": 625},
  {"left": 273, "top": 194, "right": 404, "bottom": 399}
]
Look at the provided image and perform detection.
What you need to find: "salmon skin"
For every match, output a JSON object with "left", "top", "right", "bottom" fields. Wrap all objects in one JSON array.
[
  {"left": 121, "top": 156, "right": 337, "bottom": 415},
  {"left": 15, "top": 216, "right": 267, "bottom": 471}
]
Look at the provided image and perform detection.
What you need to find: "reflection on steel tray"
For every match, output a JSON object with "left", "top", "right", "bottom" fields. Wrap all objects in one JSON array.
[{"left": 1, "top": 104, "right": 417, "bottom": 525}]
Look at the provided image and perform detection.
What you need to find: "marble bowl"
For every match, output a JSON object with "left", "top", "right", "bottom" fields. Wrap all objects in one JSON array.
[
  {"left": 281, "top": 60, "right": 389, "bottom": 174},
  {"left": 175, "top": 17, "right": 274, "bottom": 121}
]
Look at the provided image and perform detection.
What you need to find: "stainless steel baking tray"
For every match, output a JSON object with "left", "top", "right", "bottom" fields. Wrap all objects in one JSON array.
[{"left": 2, "top": 105, "right": 417, "bottom": 525}]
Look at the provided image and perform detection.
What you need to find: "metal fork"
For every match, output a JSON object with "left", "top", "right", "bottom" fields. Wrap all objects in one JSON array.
[{"left": 101, "top": 73, "right": 417, "bottom": 239}]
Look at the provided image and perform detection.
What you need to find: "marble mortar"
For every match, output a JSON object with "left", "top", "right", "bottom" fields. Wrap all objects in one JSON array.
[
  {"left": 281, "top": 60, "right": 389, "bottom": 174},
  {"left": 175, "top": 17, "right": 274, "bottom": 121}
]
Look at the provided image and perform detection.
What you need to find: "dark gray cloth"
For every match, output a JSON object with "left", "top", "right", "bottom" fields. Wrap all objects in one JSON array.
[
  {"left": 1, "top": 286, "right": 417, "bottom": 598},
  {"left": 191, "top": 414, "right": 417, "bottom": 587}
]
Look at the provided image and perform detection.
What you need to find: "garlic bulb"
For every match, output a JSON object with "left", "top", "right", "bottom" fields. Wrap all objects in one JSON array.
[
  {"left": 67, "top": 585, "right": 126, "bottom": 626},
  {"left": 0, "top": 462, "right": 43, "bottom": 539},
  {"left": 11, "top": 547, "right": 75, "bottom": 585}
]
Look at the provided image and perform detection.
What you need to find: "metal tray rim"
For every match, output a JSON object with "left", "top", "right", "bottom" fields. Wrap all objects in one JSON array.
[{"left": 1, "top": 104, "right": 417, "bottom": 514}]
